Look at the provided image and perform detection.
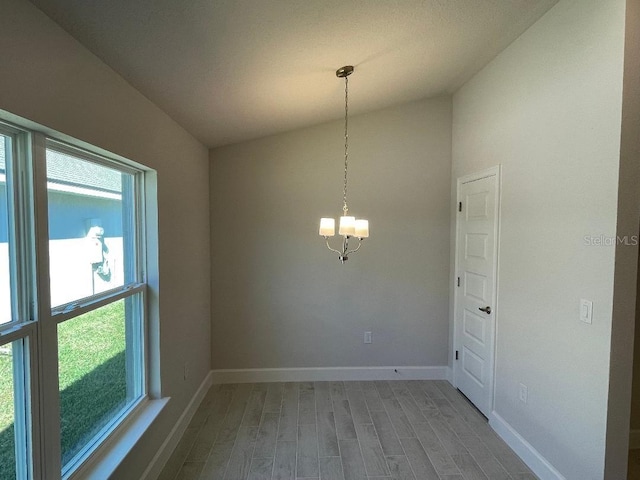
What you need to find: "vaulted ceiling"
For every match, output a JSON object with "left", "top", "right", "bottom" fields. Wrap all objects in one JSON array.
[{"left": 29, "top": 0, "right": 558, "bottom": 147}]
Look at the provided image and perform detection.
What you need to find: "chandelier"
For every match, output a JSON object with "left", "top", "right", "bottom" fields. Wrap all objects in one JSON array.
[{"left": 319, "top": 65, "right": 369, "bottom": 263}]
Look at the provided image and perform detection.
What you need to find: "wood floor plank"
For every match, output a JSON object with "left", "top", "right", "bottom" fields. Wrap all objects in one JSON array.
[
  {"left": 186, "top": 413, "right": 225, "bottom": 462},
  {"left": 346, "top": 389, "right": 372, "bottom": 424},
  {"left": 317, "top": 411, "right": 340, "bottom": 457},
  {"left": 159, "top": 426, "right": 200, "bottom": 480},
  {"left": 381, "top": 398, "right": 415, "bottom": 438},
  {"left": 388, "top": 381, "right": 410, "bottom": 391},
  {"left": 369, "top": 410, "right": 403, "bottom": 456},
  {"left": 394, "top": 389, "right": 428, "bottom": 425},
  {"left": 478, "top": 431, "right": 514, "bottom": 457},
  {"left": 211, "top": 389, "right": 235, "bottom": 416},
  {"left": 457, "top": 434, "right": 493, "bottom": 459},
  {"left": 253, "top": 412, "right": 279, "bottom": 458},
  {"left": 400, "top": 437, "right": 440, "bottom": 480},
  {"left": 374, "top": 381, "right": 394, "bottom": 400},
  {"left": 247, "top": 457, "right": 273, "bottom": 480},
  {"left": 330, "top": 381, "right": 347, "bottom": 401},
  {"left": 189, "top": 403, "right": 211, "bottom": 429},
  {"left": 451, "top": 453, "right": 489, "bottom": 480},
  {"left": 273, "top": 440, "right": 297, "bottom": 480},
  {"left": 509, "top": 473, "right": 538, "bottom": 480},
  {"left": 471, "top": 454, "right": 511, "bottom": 480},
  {"left": 496, "top": 451, "right": 533, "bottom": 474},
  {"left": 224, "top": 426, "right": 259, "bottom": 480},
  {"left": 299, "top": 389, "right": 317, "bottom": 425},
  {"left": 157, "top": 381, "right": 534, "bottom": 480},
  {"left": 361, "top": 381, "right": 377, "bottom": 392},
  {"left": 345, "top": 381, "right": 367, "bottom": 391},
  {"left": 385, "top": 455, "right": 416, "bottom": 480},
  {"left": 175, "top": 461, "right": 204, "bottom": 480},
  {"left": 319, "top": 456, "right": 345, "bottom": 480},
  {"left": 200, "top": 440, "right": 235, "bottom": 480},
  {"left": 406, "top": 382, "right": 440, "bottom": 418},
  {"left": 278, "top": 383, "right": 299, "bottom": 442},
  {"left": 242, "top": 390, "right": 267, "bottom": 427},
  {"left": 315, "top": 382, "right": 333, "bottom": 413},
  {"left": 299, "top": 381, "right": 315, "bottom": 391},
  {"left": 411, "top": 421, "right": 459, "bottom": 475},
  {"left": 432, "top": 397, "right": 473, "bottom": 435},
  {"left": 363, "top": 387, "right": 385, "bottom": 412},
  {"left": 355, "top": 423, "right": 390, "bottom": 477},
  {"left": 264, "top": 382, "right": 284, "bottom": 414},
  {"left": 339, "top": 439, "right": 367, "bottom": 480},
  {"left": 333, "top": 399, "right": 357, "bottom": 440},
  {"left": 428, "top": 416, "right": 468, "bottom": 455},
  {"left": 216, "top": 383, "right": 254, "bottom": 445},
  {"left": 420, "top": 381, "right": 445, "bottom": 399},
  {"left": 297, "top": 424, "right": 319, "bottom": 478}
]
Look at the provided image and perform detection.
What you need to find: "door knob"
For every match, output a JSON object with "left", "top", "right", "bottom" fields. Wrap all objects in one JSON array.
[{"left": 479, "top": 306, "right": 491, "bottom": 314}]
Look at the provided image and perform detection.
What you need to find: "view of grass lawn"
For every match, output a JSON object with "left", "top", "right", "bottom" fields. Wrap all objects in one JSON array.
[{"left": 0, "top": 301, "right": 127, "bottom": 477}]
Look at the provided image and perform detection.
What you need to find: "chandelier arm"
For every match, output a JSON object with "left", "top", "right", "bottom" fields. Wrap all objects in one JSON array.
[
  {"left": 324, "top": 238, "right": 343, "bottom": 255},
  {"left": 344, "top": 238, "right": 363, "bottom": 257}
]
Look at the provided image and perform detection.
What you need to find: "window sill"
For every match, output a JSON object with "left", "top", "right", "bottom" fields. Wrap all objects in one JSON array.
[{"left": 66, "top": 396, "right": 169, "bottom": 480}]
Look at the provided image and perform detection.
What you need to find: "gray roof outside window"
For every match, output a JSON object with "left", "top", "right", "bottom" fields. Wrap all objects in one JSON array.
[{"left": 0, "top": 138, "right": 121, "bottom": 194}]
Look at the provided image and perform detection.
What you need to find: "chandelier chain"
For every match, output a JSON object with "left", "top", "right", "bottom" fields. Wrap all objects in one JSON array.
[{"left": 343, "top": 75, "right": 349, "bottom": 215}]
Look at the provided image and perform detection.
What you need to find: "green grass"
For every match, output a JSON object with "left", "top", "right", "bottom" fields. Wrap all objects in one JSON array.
[{"left": 0, "top": 300, "right": 128, "bottom": 477}]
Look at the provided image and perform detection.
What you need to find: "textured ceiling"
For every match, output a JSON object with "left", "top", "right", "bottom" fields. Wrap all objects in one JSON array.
[{"left": 29, "top": 0, "right": 558, "bottom": 147}]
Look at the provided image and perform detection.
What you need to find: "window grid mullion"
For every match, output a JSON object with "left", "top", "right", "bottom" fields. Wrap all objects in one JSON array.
[{"left": 31, "top": 132, "right": 62, "bottom": 480}]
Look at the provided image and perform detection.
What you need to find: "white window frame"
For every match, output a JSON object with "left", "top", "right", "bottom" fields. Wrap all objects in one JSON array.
[{"left": 0, "top": 116, "right": 161, "bottom": 480}]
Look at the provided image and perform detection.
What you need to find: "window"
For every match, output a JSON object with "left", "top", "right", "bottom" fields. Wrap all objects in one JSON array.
[{"left": 0, "top": 123, "right": 152, "bottom": 479}]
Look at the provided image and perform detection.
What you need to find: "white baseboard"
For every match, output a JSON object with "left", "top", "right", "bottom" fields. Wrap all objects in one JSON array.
[
  {"left": 210, "top": 366, "right": 450, "bottom": 384},
  {"left": 140, "top": 371, "right": 214, "bottom": 480},
  {"left": 630, "top": 429, "right": 640, "bottom": 449},
  {"left": 489, "top": 411, "right": 566, "bottom": 480}
]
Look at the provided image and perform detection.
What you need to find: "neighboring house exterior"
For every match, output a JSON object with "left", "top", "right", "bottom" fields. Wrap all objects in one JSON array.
[{"left": 0, "top": 142, "right": 124, "bottom": 322}]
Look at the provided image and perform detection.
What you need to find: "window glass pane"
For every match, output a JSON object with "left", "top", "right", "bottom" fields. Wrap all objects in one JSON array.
[
  {"left": 0, "top": 342, "right": 15, "bottom": 478},
  {"left": 46, "top": 148, "right": 137, "bottom": 308},
  {"left": 58, "top": 297, "right": 141, "bottom": 468},
  {"left": 0, "top": 340, "right": 30, "bottom": 479},
  {"left": 0, "top": 135, "right": 12, "bottom": 325}
]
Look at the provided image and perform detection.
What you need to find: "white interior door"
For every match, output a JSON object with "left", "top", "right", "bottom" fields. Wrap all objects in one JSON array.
[{"left": 454, "top": 167, "right": 500, "bottom": 417}]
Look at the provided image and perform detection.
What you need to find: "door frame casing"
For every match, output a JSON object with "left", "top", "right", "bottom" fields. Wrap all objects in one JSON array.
[{"left": 452, "top": 165, "right": 502, "bottom": 416}]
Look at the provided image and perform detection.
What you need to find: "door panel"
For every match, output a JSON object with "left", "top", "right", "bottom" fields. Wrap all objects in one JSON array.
[{"left": 454, "top": 170, "right": 499, "bottom": 417}]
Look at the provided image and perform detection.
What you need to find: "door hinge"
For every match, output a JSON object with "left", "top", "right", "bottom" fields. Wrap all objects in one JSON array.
[
  {"left": 457, "top": 277, "right": 460, "bottom": 287},
  {"left": 455, "top": 350, "right": 459, "bottom": 360},
  {"left": 458, "top": 201, "right": 462, "bottom": 212}
]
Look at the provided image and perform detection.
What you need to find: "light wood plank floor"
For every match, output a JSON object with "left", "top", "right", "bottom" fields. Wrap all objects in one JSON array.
[{"left": 158, "top": 380, "right": 538, "bottom": 480}]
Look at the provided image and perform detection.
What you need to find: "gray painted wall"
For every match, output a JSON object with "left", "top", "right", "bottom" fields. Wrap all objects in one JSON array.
[
  {"left": 210, "top": 97, "right": 452, "bottom": 370},
  {"left": 452, "top": 0, "right": 626, "bottom": 478},
  {"left": 0, "top": 1, "right": 210, "bottom": 479}
]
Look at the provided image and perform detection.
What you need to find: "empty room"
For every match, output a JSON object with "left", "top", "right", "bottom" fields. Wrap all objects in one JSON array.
[{"left": 0, "top": 0, "right": 639, "bottom": 480}]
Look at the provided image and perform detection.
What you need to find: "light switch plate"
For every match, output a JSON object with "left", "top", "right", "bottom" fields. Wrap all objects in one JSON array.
[{"left": 580, "top": 299, "right": 593, "bottom": 324}]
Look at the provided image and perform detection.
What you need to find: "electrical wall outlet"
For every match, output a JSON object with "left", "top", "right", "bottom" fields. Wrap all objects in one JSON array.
[
  {"left": 364, "top": 331, "right": 372, "bottom": 344},
  {"left": 184, "top": 362, "right": 189, "bottom": 381},
  {"left": 519, "top": 383, "right": 528, "bottom": 403}
]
